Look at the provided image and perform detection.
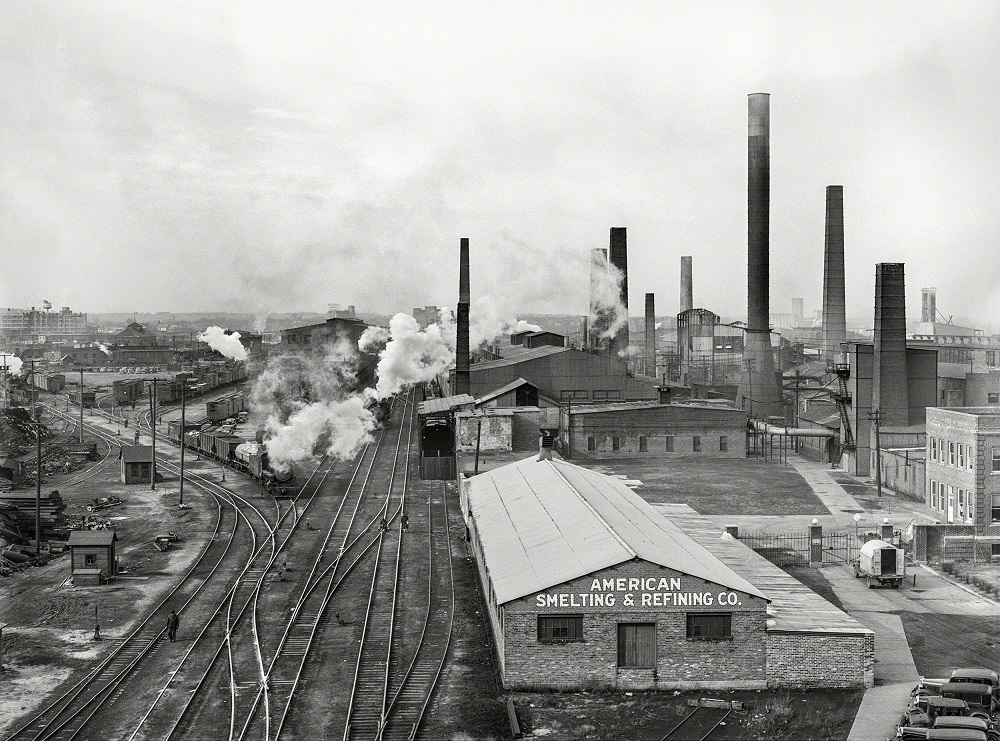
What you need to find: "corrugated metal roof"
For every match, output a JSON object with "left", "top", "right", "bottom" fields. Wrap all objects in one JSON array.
[
  {"left": 470, "top": 345, "right": 568, "bottom": 370},
  {"left": 475, "top": 377, "right": 534, "bottom": 405},
  {"left": 568, "top": 400, "right": 743, "bottom": 415},
  {"left": 417, "top": 394, "right": 475, "bottom": 416},
  {"left": 468, "top": 456, "right": 768, "bottom": 605}
]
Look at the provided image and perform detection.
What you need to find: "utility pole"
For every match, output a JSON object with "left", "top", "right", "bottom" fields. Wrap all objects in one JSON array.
[
  {"left": 869, "top": 408, "right": 883, "bottom": 498},
  {"left": 78, "top": 369, "right": 84, "bottom": 443},
  {"left": 0, "top": 354, "right": 9, "bottom": 410},
  {"left": 31, "top": 360, "right": 41, "bottom": 556},
  {"left": 148, "top": 380, "right": 157, "bottom": 491},
  {"left": 179, "top": 382, "right": 185, "bottom": 506}
]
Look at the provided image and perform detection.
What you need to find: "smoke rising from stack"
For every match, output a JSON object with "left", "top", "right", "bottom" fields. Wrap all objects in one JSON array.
[
  {"left": 469, "top": 297, "right": 540, "bottom": 346},
  {"left": 821, "top": 185, "right": 847, "bottom": 363},
  {"left": 608, "top": 227, "right": 629, "bottom": 356},
  {"left": 198, "top": 326, "right": 249, "bottom": 361},
  {"left": 92, "top": 342, "right": 112, "bottom": 356},
  {"left": 588, "top": 249, "right": 628, "bottom": 347}
]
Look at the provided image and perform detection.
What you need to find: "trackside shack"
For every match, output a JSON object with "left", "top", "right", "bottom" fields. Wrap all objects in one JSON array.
[{"left": 463, "top": 456, "right": 769, "bottom": 690}]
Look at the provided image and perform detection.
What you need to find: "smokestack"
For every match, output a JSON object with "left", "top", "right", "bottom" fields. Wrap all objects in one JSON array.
[
  {"left": 791, "top": 298, "right": 804, "bottom": 324},
  {"left": 822, "top": 185, "right": 847, "bottom": 364},
  {"left": 680, "top": 256, "right": 693, "bottom": 313},
  {"left": 921, "top": 287, "right": 937, "bottom": 324},
  {"left": 455, "top": 238, "right": 470, "bottom": 396},
  {"left": 873, "top": 263, "right": 909, "bottom": 426},
  {"left": 588, "top": 248, "right": 608, "bottom": 350},
  {"left": 644, "top": 293, "right": 655, "bottom": 377},
  {"left": 737, "top": 93, "right": 783, "bottom": 416},
  {"left": 609, "top": 227, "right": 629, "bottom": 357},
  {"left": 580, "top": 315, "right": 589, "bottom": 350}
]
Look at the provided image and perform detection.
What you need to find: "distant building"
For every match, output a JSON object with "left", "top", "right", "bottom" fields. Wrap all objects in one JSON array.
[
  {"left": 412, "top": 306, "right": 440, "bottom": 328},
  {"left": 121, "top": 446, "right": 153, "bottom": 484},
  {"left": 0, "top": 306, "right": 88, "bottom": 343},
  {"left": 327, "top": 303, "right": 357, "bottom": 319},
  {"left": 68, "top": 529, "right": 118, "bottom": 585}
]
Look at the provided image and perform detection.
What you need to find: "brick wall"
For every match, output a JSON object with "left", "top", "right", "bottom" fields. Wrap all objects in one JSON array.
[
  {"left": 501, "top": 561, "right": 768, "bottom": 691},
  {"left": 766, "top": 632, "right": 874, "bottom": 689}
]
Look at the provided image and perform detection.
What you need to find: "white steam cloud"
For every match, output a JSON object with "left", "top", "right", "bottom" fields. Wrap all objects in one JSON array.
[
  {"left": 92, "top": 342, "right": 111, "bottom": 356},
  {"left": 1, "top": 354, "right": 24, "bottom": 377},
  {"left": 250, "top": 335, "right": 375, "bottom": 471},
  {"left": 469, "top": 295, "right": 542, "bottom": 346},
  {"left": 198, "top": 326, "right": 248, "bottom": 361},
  {"left": 589, "top": 252, "right": 627, "bottom": 340},
  {"left": 365, "top": 312, "right": 455, "bottom": 400}
]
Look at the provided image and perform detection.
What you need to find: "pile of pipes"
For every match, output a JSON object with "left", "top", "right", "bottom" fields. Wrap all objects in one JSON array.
[
  {"left": 1, "top": 544, "right": 53, "bottom": 576},
  {"left": 0, "top": 489, "right": 69, "bottom": 542}
]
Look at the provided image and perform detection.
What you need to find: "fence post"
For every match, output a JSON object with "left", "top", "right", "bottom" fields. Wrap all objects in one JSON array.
[
  {"left": 809, "top": 520, "right": 823, "bottom": 564},
  {"left": 725, "top": 525, "right": 739, "bottom": 539}
]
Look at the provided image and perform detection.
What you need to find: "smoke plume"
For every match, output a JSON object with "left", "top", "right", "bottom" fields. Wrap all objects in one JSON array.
[
  {"left": 92, "top": 342, "right": 111, "bottom": 356},
  {"left": 198, "top": 326, "right": 248, "bottom": 361},
  {"left": 469, "top": 295, "right": 542, "bottom": 346},
  {"left": 365, "top": 312, "right": 455, "bottom": 400},
  {"left": 250, "top": 335, "right": 374, "bottom": 470},
  {"left": 590, "top": 258, "right": 627, "bottom": 340},
  {"left": 1, "top": 354, "right": 24, "bottom": 377}
]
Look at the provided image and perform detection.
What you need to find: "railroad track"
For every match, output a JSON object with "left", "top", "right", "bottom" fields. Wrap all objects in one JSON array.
[
  {"left": 657, "top": 705, "right": 732, "bottom": 741},
  {"left": 2, "top": 405, "right": 295, "bottom": 741}
]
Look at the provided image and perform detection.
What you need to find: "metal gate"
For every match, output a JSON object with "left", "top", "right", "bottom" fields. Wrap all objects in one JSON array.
[{"left": 738, "top": 531, "right": 860, "bottom": 566}]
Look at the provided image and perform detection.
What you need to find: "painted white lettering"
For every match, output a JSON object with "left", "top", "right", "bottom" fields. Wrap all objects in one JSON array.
[
  {"left": 591, "top": 579, "right": 601, "bottom": 591},
  {"left": 670, "top": 577, "right": 682, "bottom": 590},
  {"left": 536, "top": 595, "right": 545, "bottom": 607},
  {"left": 691, "top": 592, "right": 704, "bottom": 606},
  {"left": 640, "top": 593, "right": 652, "bottom": 606},
  {"left": 676, "top": 593, "right": 689, "bottom": 606},
  {"left": 546, "top": 595, "right": 559, "bottom": 607},
  {"left": 603, "top": 578, "right": 616, "bottom": 591},
  {"left": 628, "top": 578, "right": 640, "bottom": 591},
  {"left": 616, "top": 578, "right": 626, "bottom": 591},
  {"left": 606, "top": 594, "right": 616, "bottom": 607},
  {"left": 704, "top": 592, "right": 714, "bottom": 606}
]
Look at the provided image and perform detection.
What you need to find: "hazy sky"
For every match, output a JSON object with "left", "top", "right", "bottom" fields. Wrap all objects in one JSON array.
[{"left": 3, "top": 1, "right": 999, "bottom": 327}]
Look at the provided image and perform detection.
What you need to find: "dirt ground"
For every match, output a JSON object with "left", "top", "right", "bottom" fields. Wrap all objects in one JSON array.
[
  {"left": 575, "top": 457, "right": 827, "bottom": 515},
  {"left": 899, "top": 611, "right": 1000, "bottom": 678}
]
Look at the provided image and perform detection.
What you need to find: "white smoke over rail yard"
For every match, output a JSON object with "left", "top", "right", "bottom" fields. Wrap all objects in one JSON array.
[
  {"left": 0, "top": 354, "right": 24, "bottom": 377},
  {"left": 92, "top": 342, "right": 111, "bottom": 356},
  {"left": 361, "top": 312, "right": 455, "bottom": 400},
  {"left": 198, "top": 326, "right": 248, "bottom": 361}
]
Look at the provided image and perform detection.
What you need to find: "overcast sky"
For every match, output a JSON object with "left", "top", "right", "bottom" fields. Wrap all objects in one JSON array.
[{"left": 3, "top": 1, "right": 999, "bottom": 327}]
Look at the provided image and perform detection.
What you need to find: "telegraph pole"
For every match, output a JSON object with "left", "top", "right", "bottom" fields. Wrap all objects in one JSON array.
[
  {"left": 31, "top": 360, "right": 41, "bottom": 556},
  {"left": 179, "top": 382, "right": 185, "bottom": 506},
  {"left": 148, "top": 380, "right": 157, "bottom": 491},
  {"left": 78, "top": 369, "right": 84, "bottom": 443},
  {"left": 869, "top": 408, "right": 883, "bottom": 498}
]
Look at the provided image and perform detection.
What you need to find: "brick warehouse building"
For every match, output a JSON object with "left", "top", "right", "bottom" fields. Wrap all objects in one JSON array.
[{"left": 461, "top": 456, "right": 873, "bottom": 690}]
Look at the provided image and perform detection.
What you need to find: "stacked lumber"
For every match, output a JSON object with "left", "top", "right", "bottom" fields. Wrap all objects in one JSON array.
[{"left": 0, "top": 489, "right": 69, "bottom": 541}]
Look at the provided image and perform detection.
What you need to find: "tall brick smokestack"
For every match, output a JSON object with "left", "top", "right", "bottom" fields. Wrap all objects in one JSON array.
[
  {"left": 737, "top": 93, "right": 783, "bottom": 416},
  {"left": 609, "top": 227, "right": 629, "bottom": 357},
  {"left": 822, "top": 185, "right": 847, "bottom": 363},
  {"left": 873, "top": 263, "right": 909, "bottom": 426},
  {"left": 921, "top": 287, "right": 937, "bottom": 323},
  {"left": 644, "top": 293, "right": 656, "bottom": 377},
  {"left": 455, "top": 237, "right": 470, "bottom": 396},
  {"left": 680, "top": 256, "right": 693, "bottom": 313}
]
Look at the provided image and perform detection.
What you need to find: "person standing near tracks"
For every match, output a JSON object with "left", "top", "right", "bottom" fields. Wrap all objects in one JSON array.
[{"left": 166, "top": 610, "right": 180, "bottom": 642}]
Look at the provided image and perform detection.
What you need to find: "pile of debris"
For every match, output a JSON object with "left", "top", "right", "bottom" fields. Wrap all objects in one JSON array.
[
  {"left": 0, "top": 489, "right": 69, "bottom": 542},
  {"left": 1, "top": 543, "right": 56, "bottom": 576}
]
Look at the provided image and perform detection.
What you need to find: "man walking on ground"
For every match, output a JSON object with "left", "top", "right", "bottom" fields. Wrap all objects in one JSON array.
[{"left": 166, "top": 610, "right": 180, "bottom": 642}]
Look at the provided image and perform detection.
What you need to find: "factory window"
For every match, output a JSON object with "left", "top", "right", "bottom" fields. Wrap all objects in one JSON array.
[
  {"left": 687, "top": 613, "right": 732, "bottom": 641},
  {"left": 593, "top": 390, "right": 607, "bottom": 401},
  {"left": 639, "top": 436, "right": 647, "bottom": 452},
  {"left": 84, "top": 554, "right": 96, "bottom": 566},
  {"left": 719, "top": 436, "right": 728, "bottom": 452},
  {"left": 949, "top": 442, "right": 956, "bottom": 467},
  {"left": 587, "top": 437, "right": 595, "bottom": 452},
  {"left": 665, "top": 436, "right": 674, "bottom": 452},
  {"left": 617, "top": 623, "right": 656, "bottom": 667},
  {"left": 958, "top": 489, "right": 966, "bottom": 519},
  {"left": 538, "top": 615, "right": 583, "bottom": 642},
  {"left": 930, "top": 480, "right": 938, "bottom": 510},
  {"left": 573, "top": 390, "right": 589, "bottom": 400},
  {"left": 993, "top": 495, "right": 1000, "bottom": 522},
  {"left": 968, "top": 445, "right": 975, "bottom": 471},
  {"left": 959, "top": 445, "right": 966, "bottom": 469},
  {"left": 993, "top": 543, "right": 1000, "bottom": 559},
  {"left": 993, "top": 447, "right": 1000, "bottom": 473},
  {"left": 612, "top": 437, "right": 620, "bottom": 451},
  {"left": 607, "top": 390, "right": 622, "bottom": 400},
  {"left": 990, "top": 393, "right": 1000, "bottom": 405},
  {"left": 693, "top": 436, "right": 701, "bottom": 453},
  {"left": 930, "top": 437, "right": 938, "bottom": 462}
]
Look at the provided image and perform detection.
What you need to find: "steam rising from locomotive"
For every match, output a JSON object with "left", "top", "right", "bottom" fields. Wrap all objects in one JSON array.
[
  {"left": 198, "top": 326, "right": 249, "bottom": 361},
  {"left": 360, "top": 311, "right": 455, "bottom": 401}
]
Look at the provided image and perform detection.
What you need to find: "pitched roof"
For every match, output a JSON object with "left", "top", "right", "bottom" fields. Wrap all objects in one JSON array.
[
  {"left": 467, "top": 456, "right": 767, "bottom": 605},
  {"left": 418, "top": 394, "right": 475, "bottom": 416},
  {"left": 68, "top": 530, "right": 117, "bottom": 546},
  {"left": 470, "top": 345, "right": 569, "bottom": 370}
]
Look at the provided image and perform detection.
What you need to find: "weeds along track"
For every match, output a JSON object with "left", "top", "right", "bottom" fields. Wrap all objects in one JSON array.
[{"left": 2, "top": 407, "right": 276, "bottom": 741}]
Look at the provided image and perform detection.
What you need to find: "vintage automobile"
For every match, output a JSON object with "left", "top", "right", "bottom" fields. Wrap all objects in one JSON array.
[
  {"left": 940, "top": 683, "right": 998, "bottom": 719},
  {"left": 901, "top": 696, "right": 973, "bottom": 729},
  {"left": 896, "top": 725, "right": 989, "bottom": 741}
]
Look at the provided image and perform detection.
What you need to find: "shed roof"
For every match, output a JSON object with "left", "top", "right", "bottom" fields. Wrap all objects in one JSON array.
[
  {"left": 122, "top": 446, "right": 152, "bottom": 463},
  {"left": 567, "top": 400, "right": 743, "bottom": 416},
  {"left": 470, "top": 345, "right": 568, "bottom": 370},
  {"left": 68, "top": 530, "right": 117, "bottom": 546},
  {"left": 418, "top": 394, "right": 475, "bottom": 416},
  {"left": 467, "top": 456, "right": 767, "bottom": 605}
]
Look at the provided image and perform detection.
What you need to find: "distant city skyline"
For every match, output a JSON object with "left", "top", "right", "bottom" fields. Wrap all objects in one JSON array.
[{"left": 4, "top": 2, "right": 999, "bottom": 327}]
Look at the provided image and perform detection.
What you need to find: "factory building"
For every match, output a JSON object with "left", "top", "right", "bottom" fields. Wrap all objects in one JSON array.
[
  {"left": 460, "top": 346, "right": 658, "bottom": 404},
  {"left": 0, "top": 306, "right": 89, "bottom": 343},
  {"left": 462, "top": 456, "right": 874, "bottom": 691},
  {"left": 559, "top": 400, "right": 747, "bottom": 459},
  {"left": 675, "top": 309, "right": 745, "bottom": 390},
  {"left": 281, "top": 316, "right": 376, "bottom": 386}
]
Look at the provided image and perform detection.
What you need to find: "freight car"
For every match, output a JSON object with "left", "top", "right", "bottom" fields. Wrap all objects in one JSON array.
[
  {"left": 113, "top": 378, "right": 144, "bottom": 405},
  {"left": 33, "top": 373, "right": 66, "bottom": 394},
  {"left": 172, "top": 424, "right": 294, "bottom": 490},
  {"left": 233, "top": 441, "right": 294, "bottom": 490}
]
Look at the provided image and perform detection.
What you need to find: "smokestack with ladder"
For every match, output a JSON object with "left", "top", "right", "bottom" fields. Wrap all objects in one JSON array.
[
  {"left": 921, "top": 287, "right": 937, "bottom": 324},
  {"left": 737, "top": 93, "right": 784, "bottom": 417},
  {"left": 680, "top": 256, "right": 693, "bottom": 313},
  {"left": 644, "top": 293, "right": 656, "bottom": 377},
  {"left": 455, "top": 238, "right": 471, "bottom": 396},
  {"left": 822, "top": 185, "right": 847, "bottom": 364},
  {"left": 609, "top": 227, "right": 629, "bottom": 357},
  {"left": 873, "top": 263, "right": 909, "bottom": 427}
]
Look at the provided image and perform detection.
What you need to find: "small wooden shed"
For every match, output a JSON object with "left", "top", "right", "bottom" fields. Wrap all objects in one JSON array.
[
  {"left": 121, "top": 445, "right": 153, "bottom": 484},
  {"left": 68, "top": 529, "right": 118, "bottom": 584}
]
